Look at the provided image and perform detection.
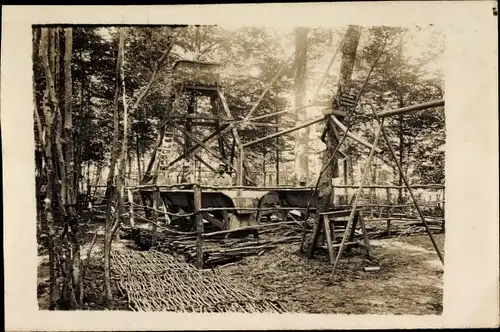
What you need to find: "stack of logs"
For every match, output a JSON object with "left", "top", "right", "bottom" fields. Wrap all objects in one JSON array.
[{"left": 121, "top": 225, "right": 303, "bottom": 267}]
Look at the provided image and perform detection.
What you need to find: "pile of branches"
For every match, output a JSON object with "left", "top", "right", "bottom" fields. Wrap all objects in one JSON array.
[
  {"left": 111, "top": 249, "right": 287, "bottom": 313},
  {"left": 121, "top": 224, "right": 303, "bottom": 267}
]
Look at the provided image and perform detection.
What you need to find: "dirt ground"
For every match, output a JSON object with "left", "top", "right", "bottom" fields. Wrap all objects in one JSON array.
[
  {"left": 216, "top": 233, "right": 444, "bottom": 314},
  {"left": 38, "top": 219, "right": 444, "bottom": 314}
]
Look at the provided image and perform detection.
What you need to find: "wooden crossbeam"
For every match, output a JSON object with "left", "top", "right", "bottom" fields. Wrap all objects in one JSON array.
[
  {"left": 166, "top": 124, "right": 230, "bottom": 169},
  {"left": 243, "top": 114, "right": 328, "bottom": 148},
  {"left": 217, "top": 88, "right": 256, "bottom": 185},
  {"left": 173, "top": 136, "right": 217, "bottom": 173},
  {"left": 378, "top": 99, "right": 444, "bottom": 118},
  {"left": 170, "top": 121, "right": 237, "bottom": 171}
]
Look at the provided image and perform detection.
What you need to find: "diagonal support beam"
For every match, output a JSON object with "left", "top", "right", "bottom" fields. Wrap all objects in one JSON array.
[
  {"left": 170, "top": 121, "right": 236, "bottom": 170},
  {"left": 369, "top": 102, "right": 444, "bottom": 264},
  {"left": 329, "top": 115, "right": 383, "bottom": 154},
  {"left": 243, "top": 112, "right": 329, "bottom": 148},
  {"left": 173, "top": 136, "right": 217, "bottom": 173},
  {"left": 166, "top": 124, "right": 230, "bottom": 169},
  {"left": 377, "top": 99, "right": 444, "bottom": 118},
  {"left": 218, "top": 88, "right": 256, "bottom": 185},
  {"left": 170, "top": 121, "right": 255, "bottom": 184}
]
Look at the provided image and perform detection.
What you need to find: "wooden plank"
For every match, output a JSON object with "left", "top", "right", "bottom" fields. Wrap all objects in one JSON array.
[
  {"left": 201, "top": 212, "right": 224, "bottom": 230},
  {"left": 166, "top": 113, "right": 233, "bottom": 121},
  {"left": 324, "top": 215, "right": 335, "bottom": 264}
]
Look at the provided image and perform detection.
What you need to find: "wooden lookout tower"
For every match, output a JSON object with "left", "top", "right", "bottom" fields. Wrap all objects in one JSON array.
[{"left": 142, "top": 60, "right": 255, "bottom": 186}]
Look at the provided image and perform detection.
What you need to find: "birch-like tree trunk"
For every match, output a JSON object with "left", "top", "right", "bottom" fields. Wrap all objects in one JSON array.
[
  {"left": 293, "top": 27, "right": 309, "bottom": 185},
  {"left": 39, "top": 27, "right": 59, "bottom": 309}
]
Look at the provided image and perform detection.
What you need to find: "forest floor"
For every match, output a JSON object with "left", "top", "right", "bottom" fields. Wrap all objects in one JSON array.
[{"left": 37, "top": 218, "right": 444, "bottom": 314}]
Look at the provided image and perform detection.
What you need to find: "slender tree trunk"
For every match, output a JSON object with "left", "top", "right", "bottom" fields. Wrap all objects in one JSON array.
[
  {"left": 39, "top": 28, "right": 59, "bottom": 309},
  {"left": 293, "top": 27, "right": 310, "bottom": 185},
  {"left": 62, "top": 27, "right": 81, "bottom": 305},
  {"left": 103, "top": 29, "right": 124, "bottom": 303}
]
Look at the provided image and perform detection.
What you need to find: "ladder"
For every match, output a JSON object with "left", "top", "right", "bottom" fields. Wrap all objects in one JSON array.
[{"left": 157, "top": 129, "right": 176, "bottom": 176}]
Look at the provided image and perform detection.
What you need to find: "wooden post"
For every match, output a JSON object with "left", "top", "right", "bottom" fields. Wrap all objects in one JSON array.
[
  {"left": 343, "top": 159, "right": 348, "bottom": 204},
  {"left": 275, "top": 114, "right": 280, "bottom": 186},
  {"left": 323, "top": 216, "right": 335, "bottom": 264},
  {"left": 151, "top": 188, "right": 159, "bottom": 247},
  {"left": 307, "top": 213, "right": 324, "bottom": 258},
  {"left": 386, "top": 187, "right": 391, "bottom": 235},
  {"left": 162, "top": 200, "right": 170, "bottom": 225},
  {"left": 127, "top": 189, "right": 135, "bottom": 228},
  {"left": 358, "top": 211, "right": 372, "bottom": 257},
  {"left": 263, "top": 142, "right": 266, "bottom": 186},
  {"left": 194, "top": 185, "right": 204, "bottom": 269},
  {"left": 441, "top": 188, "right": 445, "bottom": 233}
]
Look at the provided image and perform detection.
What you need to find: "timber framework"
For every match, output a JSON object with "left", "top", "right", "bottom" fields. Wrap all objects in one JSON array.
[{"left": 91, "top": 30, "right": 446, "bottom": 282}]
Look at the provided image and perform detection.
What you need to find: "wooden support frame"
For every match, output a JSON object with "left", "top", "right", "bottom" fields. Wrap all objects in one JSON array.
[
  {"left": 377, "top": 99, "right": 444, "bottom": 118},
  {"left": 368, "top": 102, "right": 445, "bottom": 264},
  {"left": 166, "top": 124, "right": 230, "bottom": 169},
  {"left": 171, "top": 121, "right": 235, "bottom": 169},
  {"left": 243, "top": 113, "right": 329, "bottom": 148},
  {"left": 217, "top": 88, "right": 256, "bottom": 185},
  {"left": 173, "top": 136, "right": 218, "bottom": 174},
  {"left": 329, "top": 120, "right": 384, "bottom": 282},
  {"left": 329, "top": 116, "right": 383, "bottom": 153}
]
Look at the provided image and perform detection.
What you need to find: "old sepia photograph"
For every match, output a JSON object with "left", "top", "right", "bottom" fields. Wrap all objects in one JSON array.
[{"left": 32, "top": 23, "right": 447, "bottom": 314}]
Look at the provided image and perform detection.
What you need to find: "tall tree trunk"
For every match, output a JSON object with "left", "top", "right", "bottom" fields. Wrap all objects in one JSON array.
[
  {"left": 62, "top": 27, "right": 81, "bottom": 306},
  {"left": 293, "top": 27, "right": 309, "bottom": 186},
  {"left": 39, "top": 28, "right": 59, "bottom": 309},
  {"left": 74, "top": 48, "right": 85, "bottom": 202},
  {"left": 103, "top": 28, "right": 124, "bottom": 303},
  {"left": 318, "top": 25, "right": 361, "bottom": 212},
  {"left": 322, "top": 26, "right": 361, "bottom": 195}
]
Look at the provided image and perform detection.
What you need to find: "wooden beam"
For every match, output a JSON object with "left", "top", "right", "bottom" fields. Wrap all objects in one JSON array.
[
  {"left": 246, "top": 104, "right": 346, "bottom": 123},
  {"left": 330, "top": 116, "right": 383, "bottom": 154},
  {"left": 243, "top": 115, "right": 326, "bottom": 148},
  {"left": 378, "top": 99, "right": 444, "bottom": 118},
  {"left": 173, "top": 136, "right": 217, "bottom": 173},
  {"left": 217, "top": 88, "right": 256, "bottom": 185},
  {"left": 166, "top": 124, "right": 230, "bottom": 168},
  {"left": 170, "top": 121, "right": 237, "bottom": 171},
  {"left": 166, "top": 113, "right": 233, "bottom": 121}
]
